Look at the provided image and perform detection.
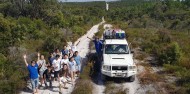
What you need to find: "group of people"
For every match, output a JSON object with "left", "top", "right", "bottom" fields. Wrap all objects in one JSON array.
[
  {"left": 23, "top": 44, "right": 81, "bottom": 94},
  {"left": 23, "top": 36, "right": 103, "bottom": 94}
]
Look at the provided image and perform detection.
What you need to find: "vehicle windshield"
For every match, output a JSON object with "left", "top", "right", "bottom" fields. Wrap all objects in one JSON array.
[{"left": 105, "top": 44, "right": 129, "bottom": 54}]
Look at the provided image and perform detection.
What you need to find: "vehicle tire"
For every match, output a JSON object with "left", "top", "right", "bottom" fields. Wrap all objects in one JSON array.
[{"left": 129, "top": 75, "right": 135, "bottom": 82}]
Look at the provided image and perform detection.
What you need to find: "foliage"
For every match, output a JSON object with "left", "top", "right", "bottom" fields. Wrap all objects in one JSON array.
[
  {"left": 158, "top": 42, "right": 182, "bottom": 65},
  {"left": 0, "top": 0, "right": 104, "bottom": 93},
  {"left": 107, "top": 0, "right": 190, "bottom": 93}
]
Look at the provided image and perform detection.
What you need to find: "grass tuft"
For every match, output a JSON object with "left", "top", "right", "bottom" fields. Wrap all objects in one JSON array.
[
  {"left": 71, "top": 54, "right": 95, "bottom": 94},
  {"left": 104, "top": 81, "right": 128, "bottom": 94}
]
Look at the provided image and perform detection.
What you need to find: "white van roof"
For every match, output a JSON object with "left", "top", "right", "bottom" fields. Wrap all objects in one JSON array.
[{"left": 104, "top": 39, "right": 128, "bottom": 45}]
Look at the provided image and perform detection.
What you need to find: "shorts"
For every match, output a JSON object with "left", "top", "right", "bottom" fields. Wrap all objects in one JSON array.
[
  {"left": 76, "top": 64, "right": 81, "bottom": 72},
  {"left": 59, "top": 77, "right": 67, "bottom": 84},
  {"left": 70, "top": 67, "right": 76, "bottom": 72},
  {"left": 30, "top": 78, "right": 39, "bottom": 90},
  {"left": 39, "top": 70, "right": 45, "bottom": 77},
  {"left": 54, "top": 71, "right": 60, "bottom": 78}
]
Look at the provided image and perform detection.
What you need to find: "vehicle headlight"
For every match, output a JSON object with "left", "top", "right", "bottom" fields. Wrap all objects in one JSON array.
[
  {"left": 128, "top": 66, "right": 136, "bottom": 71},
  {"left": 103, "top": 65, "right": 111, "bottom": 71}
]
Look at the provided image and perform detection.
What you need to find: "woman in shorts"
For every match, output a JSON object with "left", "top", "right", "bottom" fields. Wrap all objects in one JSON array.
[{"left": 68, "top": 57, "right": 76, "bottom": 85}]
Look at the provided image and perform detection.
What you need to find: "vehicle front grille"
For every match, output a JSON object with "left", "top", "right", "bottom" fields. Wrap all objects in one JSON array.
[{"left": 112, "top": 66, "right": 128, "bottom": 70}]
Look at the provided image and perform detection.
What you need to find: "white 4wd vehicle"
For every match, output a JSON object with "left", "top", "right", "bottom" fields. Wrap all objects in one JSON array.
[{"left": 101, "top": 29, "right": 137, "bottom": 82}]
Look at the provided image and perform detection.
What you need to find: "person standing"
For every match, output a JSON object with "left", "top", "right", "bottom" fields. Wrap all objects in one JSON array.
[
  {"left": 68, "top": 49, "right": 74, "bottom": 59},
  {"left": 59, "top": 64, "right": 69, "bottom": 89},
  {"left": 68, "top": 57, "right": 76, "bottom": 86},
  {"left": 23, "top": 54, "right": 39, "bottom": 94},
  {"left": 61, "top": 54, "right": 70, "bottom": 78},
  {"left": 48, "top": 52, "right": 54, "bottom": 67},
  {"left": 74, "top": 51, "right": 81, "bottom": 76},
  {"left": 61, "top": 46, "right": 69, "bottom": 56},
  {"left": 53, "top": 48, "right": 62, "bottom": 59},
  {"left": 52, "top": 55, "right": 61, "bottom": 81},
  {"left": 37, "top": 53, "right": 47, "bottom": 87},
  {"left": 59, "top": 64, "right": 69, "bottom": 93},
  {"left": 87, "top": 36, "right": 103, "bottom": 60},
  {"left": 43, "top": 66, "right": 53, "bottom": 88}
]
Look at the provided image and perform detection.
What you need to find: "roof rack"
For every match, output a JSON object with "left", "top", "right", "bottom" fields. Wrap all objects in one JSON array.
[{"left": 103, "top": 29, "right": 126, "bottom": 39}]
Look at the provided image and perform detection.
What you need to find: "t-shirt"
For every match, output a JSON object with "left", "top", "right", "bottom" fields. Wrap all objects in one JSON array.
[
  {"left": 61, "top": 59, "right": 69, "bottom": 65},
  {"left": 52, "top": 59, "right": 61, "bottom": 71},
  {"left": 93, "top": 40, "right": 103, "bottom": 53},
  {"left": 74, "top": 55, "right": 81, "bottom": 65},
  {"left": 48, "top": 57, "right": 54, "bottom": 66},
  {"left": 62, "top": 49, "right": 69, "bottom": 55},
  {"left": 69, "top": 61, "right": 76, "bottom": 71},
  {"left": 60, "top": 59, "right": 69, "bottom": 69},
  {"left": 43, "top": 69, "right": 53, "bottom": 79},
  {"left": 37, "top": 60, "right": 47, "bottom": 72},
  {"left": 27, "top": 64, "right": 38, "bottom": 79}
]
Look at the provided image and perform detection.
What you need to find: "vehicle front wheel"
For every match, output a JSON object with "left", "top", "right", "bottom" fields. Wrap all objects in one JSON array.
[{"left": 129, "top": 75, "right": 135, "bottom": 82}]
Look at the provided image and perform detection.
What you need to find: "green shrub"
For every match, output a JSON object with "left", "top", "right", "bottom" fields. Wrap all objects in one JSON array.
[
  {"left": 158, "top": 42, "right": 182, "bottom": 65},
  {"left": 71, "top": 80, "right": 92, "bottom": 94},
  {"left": 163, "top": 64, "right": 184, "bottom": 74}
]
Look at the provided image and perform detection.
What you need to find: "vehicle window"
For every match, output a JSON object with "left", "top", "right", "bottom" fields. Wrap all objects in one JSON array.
[{"left": 105, "top": 44, "right": 129, "bottom": 54}]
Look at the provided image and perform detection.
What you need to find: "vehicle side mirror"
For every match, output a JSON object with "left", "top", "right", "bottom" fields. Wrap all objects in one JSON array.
[{"left": 130, "top": 50, "right": 134, "bottom": 54}]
